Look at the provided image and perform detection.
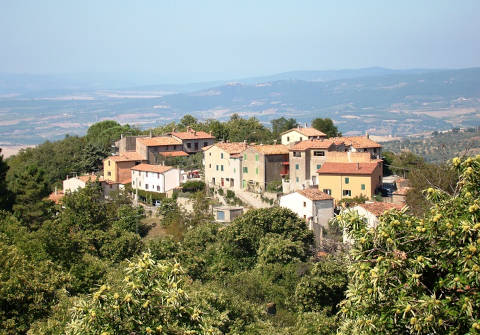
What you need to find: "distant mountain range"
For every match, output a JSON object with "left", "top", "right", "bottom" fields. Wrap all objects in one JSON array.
[{"left": 0, "top": 67, "right": 479, "bottom": 146}]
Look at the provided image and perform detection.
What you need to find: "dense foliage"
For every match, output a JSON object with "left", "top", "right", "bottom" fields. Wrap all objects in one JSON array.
[{"left": 336, "top": 155, "right": 480, "bottom": 334}]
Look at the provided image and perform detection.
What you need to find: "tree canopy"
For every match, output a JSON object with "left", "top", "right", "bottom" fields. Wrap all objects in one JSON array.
[{"left": 312, "top": 118, "right": 341, "bottom": 138}]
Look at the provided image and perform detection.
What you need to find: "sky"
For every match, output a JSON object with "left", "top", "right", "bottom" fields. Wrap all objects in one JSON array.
[{"left": 1, "top": 0, "right": 479, "bottom": 83}]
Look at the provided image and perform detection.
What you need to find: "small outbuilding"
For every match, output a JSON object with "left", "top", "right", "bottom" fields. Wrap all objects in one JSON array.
[{"left": 213, "top": 206, "right": 244, "bottom": 223}]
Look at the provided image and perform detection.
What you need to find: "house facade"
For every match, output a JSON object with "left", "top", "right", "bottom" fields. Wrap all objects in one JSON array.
[
  {"left": 131, "top": 164, "right": 180, "bottom": 194},
  {"left": 213, "top": 206, "right": 244, "bottom": 223},
  {"left": 281, "top": 127, "right": 327, "bottom": 145},
  {"left": 103, "top": 152, "right": 146, "bottom": 184},
  {"left": 279, "top": 188, "right": 334, "bottom": 247},
  {"left": 63, "top": 174, "right": 120, "bottom": 198},
  {"left": 203, "top": 142, "right": 248, "bottom": 189},
  {"left": 317, "top": 161, "right": 383, "bottom": 202},
  {"left": 169, "top": 127, "right": 216, "bottom": 154},
  {"left": 332, "top": 135, "right": 382, "bottom": 159},
  {"left": 241, "top": 144, "right": 289, "bottom": 192}
]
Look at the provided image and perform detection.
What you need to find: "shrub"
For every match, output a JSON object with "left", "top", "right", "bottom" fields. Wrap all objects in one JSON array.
[
  {"left": 226, "top": 190, "right": 235, "bottom": 199},
  {"left": 182, "top": 180, "right": 205, "bottom": 193}
]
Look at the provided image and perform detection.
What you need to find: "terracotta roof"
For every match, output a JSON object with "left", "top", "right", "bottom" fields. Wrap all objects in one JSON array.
[
  {"left": 214, "top": 142, "right": 249, "bottom": 154},
  {"left": 106, "top": 152, "right": 145, "bottom": 162},
  {"left": 290, "top": 139, "right": 335, "bottom": 151},
  {"left": 282, "top": 127, "right": 327, "bottom": 137},
  {"left": 131, "top": 164, "right": 174, "bottom": 174},
  {"left": 393, "top": 187, "right": 411, "bottom": 196},
  {"left": 317, "top": 162, "right": 381, "bottom": 175},
  {"left": 77, "top": 175, "right": 105, "bottom": 183},
  {"left": 159, "top": 151, "right": 189, "bottom": 157},
  {"left": 47, "top": 190, "right": 64, "bottom": 204},
  {"left": 137, "top": 136, "right": 182, "bottom": 146},
  {"left": 357, "top": 202, "right": 404, "bottom": 217},
  {"left": 331, "top": 136, "right": 381, "bottom": 149},
  {"left": 297, "top": 188, "right": 333, "bottom": 201},
  {"left": 170, "top": 130, "right": 215, "bottom": 140},
  {"left": 251, "top": 144, "right": 289, "bottom": 155}
]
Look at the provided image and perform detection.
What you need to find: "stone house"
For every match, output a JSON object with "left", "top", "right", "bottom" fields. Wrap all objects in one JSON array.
[
  {"left": 281, "top": 127, "right": 327, "bottom": 145},
  {"left": 103, "top": 152, "right": 146, "bottom": 184},
  {"left": 131, "top": 164, "right": 180, "bottom": 194},
  {"left": 240, "top": 144, "right": 289, "bottom": 192},
  {"left": 169, "top": 127, "right": 216, "bottom": 154}
]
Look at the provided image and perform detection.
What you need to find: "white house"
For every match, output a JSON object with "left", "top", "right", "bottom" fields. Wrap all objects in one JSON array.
[
  {"left": 131, "top": 164, "right": 180, "bottom": 194},
  {"left": 342, "top": 202, "right": 404, "bottom": 244},
  {"left": 63, "top": 174, "right": 120, "bottom": 198},
  {"left": 281, "top": 127, "right": 327, "bottom": 145},
  {"left": 279, "top": 188, "right": 334, "bottom": 246}
]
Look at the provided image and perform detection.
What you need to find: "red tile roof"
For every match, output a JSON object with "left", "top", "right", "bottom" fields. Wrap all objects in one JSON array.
[
  {"left": 170, "top": 130, "right": 215, "bottom": 140},
  {"left": 317, "top": 162, "right": 381, "bottom": 175},
  {"left": 290, "top": 139, "right": 335, "bottom": 151},
  {"left": 282, "top": 127, "right": 327, "bottom": 137},
  {"left": 357, "top": 202, "right": 404, "bottom": 217},
  {"left": 47, "top": 190, "right": 64, "bottom": 204},
  {"left": 106, "top": 152, "right": 146, "bottom": 162},
  {"left": 214, "top": 142, "right": 249, "bottom": 154},
  {"left": 77, "top": 175, "right": 105, "bottom": 183},
  {"left": 131, "top": 164, "right": 174, "bottom": 174},
  {"left": 159, "top": 151, "right": 189, "bottom": 157},
  {"left": 330, "top": 136, "right": 382, "bottom": 149},
  {"left": 297, "top": 188, "right": 333, "bottom": 201},
  {"left": 252, "top": 144, "right": 289, "bottom": 155},
  {"left": 137, "top": 136, "right": 182, "bottom": 146},
  {"left": 393, "top": 187, "right": 411, "bottom": 196}
]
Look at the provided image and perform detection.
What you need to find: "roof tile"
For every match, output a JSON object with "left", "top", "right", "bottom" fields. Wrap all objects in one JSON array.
[
  {"left": 137, "top": 137, "right": 182, "bottom": 146},
  {"left": 131, "top": 164, "right": 174, "bottom": 174},
  {"left": 297, "top": 188, "right": 333, "bottom": 201},
  {"left": 357, "top": 202, "right": 404, "bottom": 217},
  {"left": 317, "top": 162, "right": 381, "bottom": 175}
]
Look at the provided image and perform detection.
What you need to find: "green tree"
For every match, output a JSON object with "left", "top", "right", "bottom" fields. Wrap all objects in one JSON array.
[
  {"left": 180, "top": 114, "right": 198, "bottom": 127},
  {"left": 311, "top": 118, "right": 341, "bottom": 138},
  {"left": 0, "top": 241, "right": 68, "bottom": 335},
  {"left": 271, "top": 117, "right": 298, "bottom": 139},
  {"left": 0, "top": 151, "right": 13, "bottom": 210},
  {"left": 9, "top": 164, "right": 52, "bottom": 229},
  {"left": 335, "top": 155, "right": 480, "bottom": 334},
  {"left": 381, "top": 151, "right": 395, "bottom": 176},
  {"left": 63, "top": 252, "right": 219, "bottom": 334}
]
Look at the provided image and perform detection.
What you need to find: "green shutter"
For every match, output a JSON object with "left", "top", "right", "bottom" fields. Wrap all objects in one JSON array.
[
  {"left": 317, "top": 164, "right": 321, "bottom": 170},
  {"left": 361, "top": 184, "right": 365, "bottom": 190},
  {"left": 345, "top": 177, "right": 349, "bottom": 184},
  {"left": 296, "top": 164, "right": 299, "bottom": 170},
  {"left": 255, "top": 154, "right": 259, "bottom": 161},
  {"left": 256, "top": 167, "right": 258, "bottom": 175}
]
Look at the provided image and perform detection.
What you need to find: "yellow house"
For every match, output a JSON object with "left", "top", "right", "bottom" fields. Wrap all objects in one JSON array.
[
  {"left": 317, "top": 161, "right": 383, "bottom": 202},
  {"left": 281, "top": 127, "right": 326, "bottom": 145},
  {"left": 103, "top": 152, "right": 146, "bottom": 184}
]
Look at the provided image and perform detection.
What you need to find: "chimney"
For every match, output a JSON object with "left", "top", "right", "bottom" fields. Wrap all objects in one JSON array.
[
  {"left": 365, "top": 132, "right": 369, "bottom": 139},
  {"left": 273, "top": 139, "right": 277, "bottom": 144},
  {"left": 304, "top": 122, "right": 307, "bottom": 128},
  {"left": 149, "top": 130, "right": 152, "bottom": 138}
]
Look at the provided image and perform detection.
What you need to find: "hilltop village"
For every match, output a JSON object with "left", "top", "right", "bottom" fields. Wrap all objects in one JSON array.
[{"left": 49, "top": 124, "right": 406, "bottom": 246}]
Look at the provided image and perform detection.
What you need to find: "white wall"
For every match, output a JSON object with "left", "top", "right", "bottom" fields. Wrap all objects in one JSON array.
[
  {"left": 63, "top": 178, "right": 86, "bottom": 193},
  {"left": 342, "top": 206, "right": 379, "bottom": 244},
  {"left": 279, "top": 192, "right": 313, "bottom": 221},
  {"left": 281, "top": 130, "right": 307, "bottom": 145},
  {"left": 131, "top": 168, "right": 180, "bottom": 193}
]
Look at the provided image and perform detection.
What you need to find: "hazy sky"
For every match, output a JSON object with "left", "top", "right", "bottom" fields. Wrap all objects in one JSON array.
[{"left": 1, "top": 0, "right": 479, "bottom": 82}]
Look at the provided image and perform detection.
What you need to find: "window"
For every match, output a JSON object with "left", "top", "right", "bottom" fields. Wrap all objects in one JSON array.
[
  {"left": 343, "top": 190, "right": 352, "bottom": 196},
  {"left": 296, "top": 177, "right": 299, "bottom": 182},
  {"left": 345, "top": 177, "right": 349, "bottom": 184},
  {"left": 323, "top": 189, "right": 331, "bottom": 195},
  {"left": 146, "top": 172, "right": 148, "bottom": 177},
  {"left": 316, "top": 164, "right": 321, "bottom": 170},
  {"left": 209, "top": 164, "right": 211, "bottom": 168},
  {"left": 216, "top": 165, "right": 219, "bottom": 171},
  {"left": 287, "top": 136, "right": 290, "bottom": 142},
  {"left": 303, "top": 201, "right": 306, "bottom": 207},
  {"left": 157, "top": 186, "right": 160, "bottom": 191},
  {"left": 209, "top": 152, "right": 211, "bottom": 156},
  {"left": 255, "top": 154, "right": 259, "bottom": 161},
  {"left": 139, "top": 181, "right": 141, "bottom": 187},
  {"left": 243, "top": 167, "right": 248, "bottom": 173},
  {"left": 132, "top": 181, "right": 135, "bottom": 186},
  {"left": 256, "top": 167, "right": 258, "bottom": 175},
  {"left": 244, "top": 154, "right": 247, "bottom": 160},
  {"left": 107, "top": 171, "right": 111, "bottom": 176},
  {"left": 293, "top": 151, "right": 301, "bottom": 157},
  {"left": 221, "top": 165, "right": 224, "bottom": 171},
  {"left": 303, "top": 215, "right": 306, "bottom": 219},
  {"left": 108, "top": 160, "right": 111, "bottom": 166},
  {"left": 233, "top": 168, "right": 236, "bottom": 173},
  {"left": 204, "top": 142, "right": 208, "bottom": 147},
  {"left": 145, "top": 184, "right": 149, "bottom": 190},
  {"left": 296, "top": 164, "right": 299, "bottom": 170},
  {"left": 217, "top": 211, "right": 225, "bottom": 221},
  {"left": 313, "top": 151, "right": 325, "bottom": 156},
  {"left": 221, "top": 153, "right": 224, "bottom": 159},
  {"left": 187, "top": 143, "right": 191, "bottom": 148},
  {"left": 361, "top": 184, "right": 365, "bottom": 190},
  {"left": 109, "top": 184, "right": 112, "bottom": 189}
]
